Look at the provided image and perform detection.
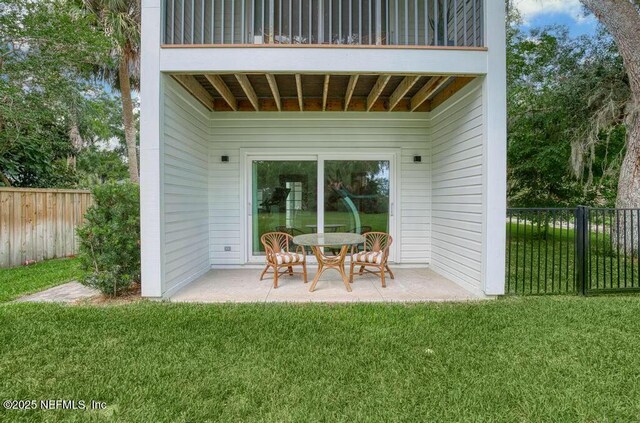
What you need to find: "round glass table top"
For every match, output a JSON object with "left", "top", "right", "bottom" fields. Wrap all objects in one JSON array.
[{"left": 293, "top": 233, "right": 365, "bottom": 247}]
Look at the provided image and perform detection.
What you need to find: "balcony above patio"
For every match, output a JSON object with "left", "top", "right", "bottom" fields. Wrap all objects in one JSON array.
[{"left": 163, "top": 0, "right": 485, "bottom": 49}]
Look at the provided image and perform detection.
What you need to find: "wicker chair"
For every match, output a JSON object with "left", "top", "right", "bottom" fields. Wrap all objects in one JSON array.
[
  {"left": 260, "top": 232, "right": 307, "bottom": 288},
  {"left": 349, "top": 232, "right": 394, "bottom": 287},
  {"left": 274, "top": 225, "right": 306, "bottom": 236},
  {"left": 329, "top": 225, "right": 372, "bottom": 255},
  {"left": 275, "top": 226, "right": 312, "bottom": 254}
]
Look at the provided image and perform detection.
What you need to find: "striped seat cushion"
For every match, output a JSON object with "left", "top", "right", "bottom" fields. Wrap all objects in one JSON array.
[
  {"left": 275, "top": 252, "right": 304, "bottom": 264},
  {"left": 352, "top": 251, "right": 383, "bottom": 265}
]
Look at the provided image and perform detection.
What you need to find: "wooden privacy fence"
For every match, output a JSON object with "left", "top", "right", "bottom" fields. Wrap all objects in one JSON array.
[{"left": 0, "top": 188, "right": 93, "bottom": 268}]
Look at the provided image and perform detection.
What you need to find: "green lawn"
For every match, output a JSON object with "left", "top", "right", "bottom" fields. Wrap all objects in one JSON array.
[
  {"left": 0, "top": 258, "right": 84, "bottom": 302},
  {"left": 2, "top": 298, "right": 640, "bottom": 421}
]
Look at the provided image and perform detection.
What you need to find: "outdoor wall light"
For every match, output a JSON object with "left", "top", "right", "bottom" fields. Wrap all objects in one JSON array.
[
  {"left": 221, "top": 155, "right": 229, "bottom": 162},
  {"left": 414, "top": 155, "right": 422, "bottom": 163}
]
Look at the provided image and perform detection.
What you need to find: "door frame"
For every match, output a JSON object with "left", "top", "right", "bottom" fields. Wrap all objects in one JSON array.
[{"left": 242, "top": 148, "right": 400, "bottom": 264}]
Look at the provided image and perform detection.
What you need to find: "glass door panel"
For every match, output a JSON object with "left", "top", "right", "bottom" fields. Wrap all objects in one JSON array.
[
  {"left": 324, "top": 160, "right": 390, "bottom": 234},
  {"left": 251, "top": 160, "right": 317, "bottom": 255}
]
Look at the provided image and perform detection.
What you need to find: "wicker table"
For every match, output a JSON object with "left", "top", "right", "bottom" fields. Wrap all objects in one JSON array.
[{"left": 293, "top": 233, "right": 365, "bottom": 292}]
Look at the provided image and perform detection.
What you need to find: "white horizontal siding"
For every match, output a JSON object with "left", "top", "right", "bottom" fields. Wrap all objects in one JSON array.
[
  {"left": 162, "top": 76, "right": 210, "bottom": 294},
  {"left": 209, "top": 113, "right": 430, "bottom": 265},
  {"left": 429, "top": 80, "right": 484, "bottom": 292}
]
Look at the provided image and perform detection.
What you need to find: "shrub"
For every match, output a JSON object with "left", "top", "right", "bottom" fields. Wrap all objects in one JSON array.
[{"left": 77, "top": 183, "right": 140, "bottom": 296}]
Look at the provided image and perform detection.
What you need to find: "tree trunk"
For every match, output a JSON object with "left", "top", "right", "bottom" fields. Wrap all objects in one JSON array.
[
  {"left": 581, "top": 0, "right": 640, "bottom": 252},
  {"left": 580, "top": 0, "right": 640, "bottom": 205},
  {"left": 0, "top": 170, "right": 11, "bottom": 187},
  {"left": 67, "top": 119, "right": 83, "bottom": 170},
  {"left": 119, "top": 57, "right": 139, "bottom": 183},
  {"left": 617, "top": 117, "right": 640, "bottom": 209}
]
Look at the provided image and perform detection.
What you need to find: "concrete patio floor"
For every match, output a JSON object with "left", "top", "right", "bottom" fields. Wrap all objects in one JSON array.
[{"left": 170, "top": 267, "right": 483, "bottom": 303}]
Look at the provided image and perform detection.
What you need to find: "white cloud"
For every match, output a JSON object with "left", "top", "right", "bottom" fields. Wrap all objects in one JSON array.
[{"left": 515, "top": 0, "right": 592, "bottom": 25}]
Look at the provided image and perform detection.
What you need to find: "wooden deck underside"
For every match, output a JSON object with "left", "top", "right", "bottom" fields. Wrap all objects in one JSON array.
[{"left": 170, "top": 73, "right": 476, "bottom": 112}]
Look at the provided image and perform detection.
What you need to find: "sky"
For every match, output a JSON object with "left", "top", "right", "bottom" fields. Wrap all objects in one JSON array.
[{"left": 514, "top": 0, "right": 599, "bottom": 36}]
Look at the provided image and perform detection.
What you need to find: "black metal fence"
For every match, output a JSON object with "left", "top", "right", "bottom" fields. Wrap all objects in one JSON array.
[{"left": 506, "top": 206, "right": 640, "bottom": 295}]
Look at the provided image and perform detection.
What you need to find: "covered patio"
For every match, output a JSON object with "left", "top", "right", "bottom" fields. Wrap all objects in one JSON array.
[{"left": 169, "top": 267, "right": 483, "bottom": 303}]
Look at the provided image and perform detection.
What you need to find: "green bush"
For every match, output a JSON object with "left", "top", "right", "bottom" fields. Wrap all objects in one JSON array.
[{"left": 77, "top": 183, "right": 140, "bottom": 296}]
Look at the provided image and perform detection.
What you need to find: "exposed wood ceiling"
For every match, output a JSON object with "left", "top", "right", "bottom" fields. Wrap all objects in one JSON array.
[{"left": 171, "top": 73, "right": 476, "bottom": 112}]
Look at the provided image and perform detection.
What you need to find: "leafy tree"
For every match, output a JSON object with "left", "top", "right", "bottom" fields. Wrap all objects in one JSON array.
[
  {"left": 507, "top": 16, "right": 628, "bottom": 207},
  {"left": 579, "top": 0, "right": 640, "bottom": 211},
  {"left": 83, "top": 0, "right": 141, "bottom": 183},
  {"left": 0, "top": 0, "right": 113, "bottom": 187},
  {"left": 76, "top": 147, "right": 129, "bottom": 187}
]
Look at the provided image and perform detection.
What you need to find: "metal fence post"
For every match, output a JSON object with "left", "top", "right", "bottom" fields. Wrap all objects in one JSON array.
[{"left": 575, "top": 206, "right": 588, "bottom": 295}]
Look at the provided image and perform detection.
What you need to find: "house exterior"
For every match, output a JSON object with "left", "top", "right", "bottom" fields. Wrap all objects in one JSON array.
[{"left": 140, "top": 0, "right": 507, "bottom": 298}]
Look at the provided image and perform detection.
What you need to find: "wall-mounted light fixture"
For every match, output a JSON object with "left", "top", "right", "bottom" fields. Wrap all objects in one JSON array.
[
  {"left": 221, "top": 155, "right": 229, "bottom": 163},
  {"left": 413, "top": 155, "right": 422, "bottom": 163}
]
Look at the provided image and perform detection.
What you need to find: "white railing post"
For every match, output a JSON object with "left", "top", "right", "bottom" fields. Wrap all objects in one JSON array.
[
  {"left": 269, "top": 0, "right": 274, "bottom": 43},
  {"left": 319, "top": 0, "right": 324, "bottom": 43}
]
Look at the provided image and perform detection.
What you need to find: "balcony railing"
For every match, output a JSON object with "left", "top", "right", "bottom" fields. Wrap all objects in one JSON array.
[{"left": 163, "top": 0, "right": 484, "bottom": 47}]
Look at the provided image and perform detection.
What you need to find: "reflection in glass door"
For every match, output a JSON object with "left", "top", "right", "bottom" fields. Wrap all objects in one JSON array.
[
  {"left": 324, "top": 160, "right": 390, "bottom": 235},
  {"left": 251, "top": 160, "right": 317, "bottom": 255}
]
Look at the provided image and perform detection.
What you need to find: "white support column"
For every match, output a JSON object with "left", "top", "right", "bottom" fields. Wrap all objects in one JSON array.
[
  {"left": 140, "top": 0, "right": 164, "bottom": 298},
  {"left": 481, "top": 0, "right": 507, "bottom": 295}
]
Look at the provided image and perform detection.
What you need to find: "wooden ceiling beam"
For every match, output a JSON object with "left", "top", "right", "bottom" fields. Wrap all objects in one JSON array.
[
  {"left": 410, "top": 76, "right": 451, "bottom": 111},
  {"left": 204, "top": 74, "right": 237, "bottom": 111},
  {"left": 344, "top": 75, "right": 359, "bottom": 111},
  {"left": 428, "top": 77, "right": 475, "bottom": 111},
  {"left": 265, "top": 74, "right": 281, "bottom": 111},
  {"left": 387, "top": 75, "right": 420, "bottom": 111},
  {"left": 295, "top": 74, "right": 303, "bottom": 111},
  {"left": 235, "top": 74, "right": 260, "bottom": 111},
  {"left": 322, "top": 75, "right": 331, "bottom": 111},
  {"left": 367, "top": 75, "right": 391, "bottom": 111},
  {"left": 171, "top": 75, "right": 214, "bottom": 111}
]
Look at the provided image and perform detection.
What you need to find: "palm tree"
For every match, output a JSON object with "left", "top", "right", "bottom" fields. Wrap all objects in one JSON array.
[{"left": 83, "top": 0, "right": 140, "bottom": 183}]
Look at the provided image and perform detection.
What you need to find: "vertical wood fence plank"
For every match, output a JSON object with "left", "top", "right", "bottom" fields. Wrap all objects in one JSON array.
[
  {"left": 46, "top": 192, "right": 54, "bottom": 259},
  {"left": 73, "top": 192, "right": 81, "bottom": 253},
  {"left": 64, "top": 193, "right": 72, "bottom": 257},
  {"left": 54, "top": 192, "right": 61, "bottom": 258},
  {"left": 0, "top": 192, "right": 9, "bottom": 267},
  {"left": 13, "top": 192, "right": 22, "bottom": 266},
  {"left": 36, "top": 192, "right": 45, "bottom": 261}
]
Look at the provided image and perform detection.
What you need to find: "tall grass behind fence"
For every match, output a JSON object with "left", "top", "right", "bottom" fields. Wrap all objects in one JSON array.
[{"left": 0, "top": 188, "right": 92, "bottom": 268}]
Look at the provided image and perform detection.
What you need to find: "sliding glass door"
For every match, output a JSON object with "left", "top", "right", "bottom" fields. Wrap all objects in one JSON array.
[{"left": 248, "top": 154, "right": 394, "bottom": 261}]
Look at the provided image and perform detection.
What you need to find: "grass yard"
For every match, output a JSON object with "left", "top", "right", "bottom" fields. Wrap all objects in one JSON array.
[
  {"left": 0, "top": 258, "right": 84, "bottom": 303},
  {"left": 2, "top": 297, "right": 640, "bottom": 421}
]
